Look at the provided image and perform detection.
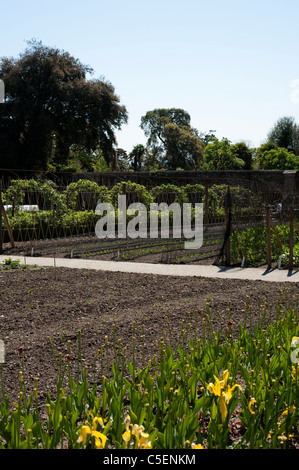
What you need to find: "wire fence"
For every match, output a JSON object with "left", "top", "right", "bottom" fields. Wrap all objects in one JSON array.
[{"left": 0, "top": 171, "right": 298, "bottom": 268}]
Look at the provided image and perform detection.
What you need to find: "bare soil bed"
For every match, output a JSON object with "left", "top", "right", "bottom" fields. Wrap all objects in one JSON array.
[
  {"left": 1, "top": 232, "right": 221, "bottom": 266},
  {"left": 0, "top": 263, "right": 297, "bottom": 405}
]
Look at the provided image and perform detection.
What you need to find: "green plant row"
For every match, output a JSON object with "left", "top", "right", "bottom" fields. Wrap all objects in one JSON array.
[
  {"left": 0, "top": 179, "right": 264, "bottom": 243},
  {"left": 0, "top": 292, "right": 298, "bottom": 449},
  {"left": 2, "top": 179, "right": 262, "bottom": 215},
  {"left": 231, "top": 223, "right": 299, "bottom": 266},
  {"left": 1, "top": 207, "right": 205, "bottom": 243}
]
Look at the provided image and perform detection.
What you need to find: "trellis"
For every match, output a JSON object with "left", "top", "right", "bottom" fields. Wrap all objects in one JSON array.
[{"left": 1, "top": 174, "right": 299, "bottom": 270}]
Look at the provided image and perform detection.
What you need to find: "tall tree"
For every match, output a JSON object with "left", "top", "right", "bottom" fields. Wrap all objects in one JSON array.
[
  {"left": 267, "top": 116, "right": 299, "bottom": 155},
  {"left": 230, "top": 142, "right": 253, "bottom": 170},
  {"left": 203, "top": 138, "right": 245, "bottom": 170},
  {"left": 129, "top": 144, "right": 146, "bottom": 171},
  {"left": 162, "top": 123, "right": 204, "bottom": 170},
  {"left": 0, "top": 40, "right": 128, "bottom": 170},
  {"left": 140, "top": 108, "right": 204, "bottom": 170},
  {"left": 257, "top": 143, "right": 299, "bottom": 169}
]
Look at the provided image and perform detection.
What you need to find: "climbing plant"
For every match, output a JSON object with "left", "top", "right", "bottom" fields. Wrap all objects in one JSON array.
[
  {"left": 150, "top": 184, "right": 188, "bottom": 205},
  {"left": 64, "top": 180, "right": 111, "bottom": 210},
  {"left": 109, "top": 181, "right": 153, "bottom": 209}
]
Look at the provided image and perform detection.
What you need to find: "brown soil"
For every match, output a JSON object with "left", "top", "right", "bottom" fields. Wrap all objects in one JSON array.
[
  {"left": 0, "top": 264, "right": 297, "bottom": 405},
  {"left": 2, "top": 232, "right": 222, "bottom": 266}
]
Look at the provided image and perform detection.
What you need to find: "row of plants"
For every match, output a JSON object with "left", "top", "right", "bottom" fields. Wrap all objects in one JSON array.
[
  {"left": 174, "top": 248, "right": 219, "bottom": 265},
  {"left": 1, "top": 207, "right": 204, "bottom": 244},
  {"left": 230, "top": 223, "right": 299, "bottom": 267},
  {"left": 81, "top": 239, "right": 184, "bottom": 260},
  {"left": 0, "top": 179, "right": 264, "bottom": 244},
  {"left": 0, "top": 290, "right": 298, "bottom": 449},
  {"left": 2, "top": 179, "right": 262, "bottom": 214}
]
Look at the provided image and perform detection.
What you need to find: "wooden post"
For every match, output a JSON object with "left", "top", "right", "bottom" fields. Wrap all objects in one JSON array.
[
  {"left": 0, "top": 182, "right": 2, "bottom": 252},
  {"left": 224, "top": 205, "right": 230, "bottom": 265},
  {"left": 265, "top": 205, "right": 272, "bottom": 270},
  {"left": 0, "top": 192, "right": 14, "bottom": 248},
  {"left": 270, "top": 217, "right": 282, "bottom": 251},
  {"left": 294, "top": 218, "right": 299, "bottom": 237},
  {"left": 224, "top": 188, "right": 231, "bottom": 265},
  {"left": 204, "top": 184, "right": 209, "bottom": 225},
  {"left": 289, "top": 207, "right": 294, "bottom": 271}
]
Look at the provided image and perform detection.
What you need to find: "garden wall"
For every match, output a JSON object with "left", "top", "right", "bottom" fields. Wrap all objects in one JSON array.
[{"left": 1, "top": 169, "right": 299, "bottom": 193}]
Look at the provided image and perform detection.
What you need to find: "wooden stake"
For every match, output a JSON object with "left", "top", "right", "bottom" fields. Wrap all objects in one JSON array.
[
  {"left": 266, "top": 205, "right": 272, "bottom": 270},
  {"left": 0, "top": 182, "right": 2, "bottom": 252},
  {"left": 294, "top": 218, "right": 299, "bottom": 237},
  {"left": 269, "top": 217, "right": 282, "bottom": 251},
  {"left": 204, "top": 184, "right": 209, "bottom": 225},
  {"left": 289, "top": 207, "right": 294, "bottom": 271},
  {"left": 224, "top": 192, "right": 231, "bottom": 266},
  {"left": 0, "top": 193, "right": 15, "bottom": 248}
]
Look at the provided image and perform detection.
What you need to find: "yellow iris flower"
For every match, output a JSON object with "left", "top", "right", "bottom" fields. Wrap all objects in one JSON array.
[
  {"left": 281, "top": 406, "right": 296, "bottom": 416},
  {"left": 77, "top": 416, "right": 107, "bottom": 449},
  {"left": 185, "top": 440, "right": 204, "bottom": 449},
  {"left": 122, "top": 416, "right": 152, "bottom": 449},
  {"left": 223, "top": 384, "right": 242, "bottom": 403},
  {"left": 207, "top": 370, "right": 241, "bottom": 422},
  {"left": 191, "top": 443, "right": 203, "bottom": 449},
  {"left": 219, "top": 396, "right": 228, "bottom": 423},
  {"left": 248, "top": 397, "right": 257, "bottom": 415}
]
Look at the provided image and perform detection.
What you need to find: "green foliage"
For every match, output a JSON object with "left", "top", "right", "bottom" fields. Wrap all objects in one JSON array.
[
  {"left": 258, "top": 144, "right": 299, "bottom": 170},
  {"left": 129, "top": 145, "right": 146, "bottom": 171},
  {"left": 230, "top": 223, "right": 299, "bottom": 266},
  {"left": 267, "top": 116, "right": 299, "bottom": 155},
  {"left": 183, "top": 184, "right": 205, "bottom": 195},
  {"left": 92, "top": 156, "right": 113, "bottom": 172},
  {"left": 1, "top": 179, "right": 264, "bottom": 243},
  {"left": 230, "top": 142, "right": 253, "bottom": 170},
  {"left": 2, "top": 258, "right": 21, "bottom": 269},
  {"left": 150, "top": 184, "right": 188, "bottom": 205},
  {"left": 3, "top": 179, "right": 67, "bottom": 215},
  {"left": 203, "top": 138, "right": 246, "bottom": 170},
  {"left": 162, "top": 123, "right": 204, "bottom": 170},
  {"left": 0, "top": 299, "right": 298, "bottom": 449},
  {"left": 140, "top": 108, "right": 204, "bottom": 170},
  {"left": 110, "top": 182, "right": 153, "bottom": 209},
  {"left": 67, "top": 144, "right": 107, "bottom": 172},
  {"left": 0, "top": 40, "right": 128, "bottom": 170},
  {"left": 65, "top": 180, "right": 111, "bottom": 210}
]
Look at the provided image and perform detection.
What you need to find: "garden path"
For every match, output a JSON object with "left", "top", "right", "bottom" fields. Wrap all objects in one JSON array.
[{"left": 1, "top": 255, "right": 299, "bottom": 283}]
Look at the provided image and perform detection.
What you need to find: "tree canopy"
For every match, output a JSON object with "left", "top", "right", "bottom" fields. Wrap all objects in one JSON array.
[
  {"left": 129, "top": 144, "right": 146, "bottom": 171},
  {"left": 257, "top": 142, "right": 299, "bottom": 170},
  {"left": 230, "top": 142, "right": 253, "bottom": 170},
  {"left": 140, "top": 108, "right": 204, "bottom": 170},
  {"left": 267, "top": 116, "right": 299, "bottom": 155},
  {"left": 0, "top": 40, "right": 128, "bottom": 170},
  {"left": 202, "top": 138, "right": 250, "bottom": 170}
]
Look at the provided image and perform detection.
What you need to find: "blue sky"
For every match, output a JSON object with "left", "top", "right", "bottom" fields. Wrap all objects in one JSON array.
[{"left": 1, "top": 0, "right": 299, "bottom": 153}]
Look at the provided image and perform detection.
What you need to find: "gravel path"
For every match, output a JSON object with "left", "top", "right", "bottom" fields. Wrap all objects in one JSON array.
[{"left": 1, "top": 254, "right": 299, "bottom": 282}]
